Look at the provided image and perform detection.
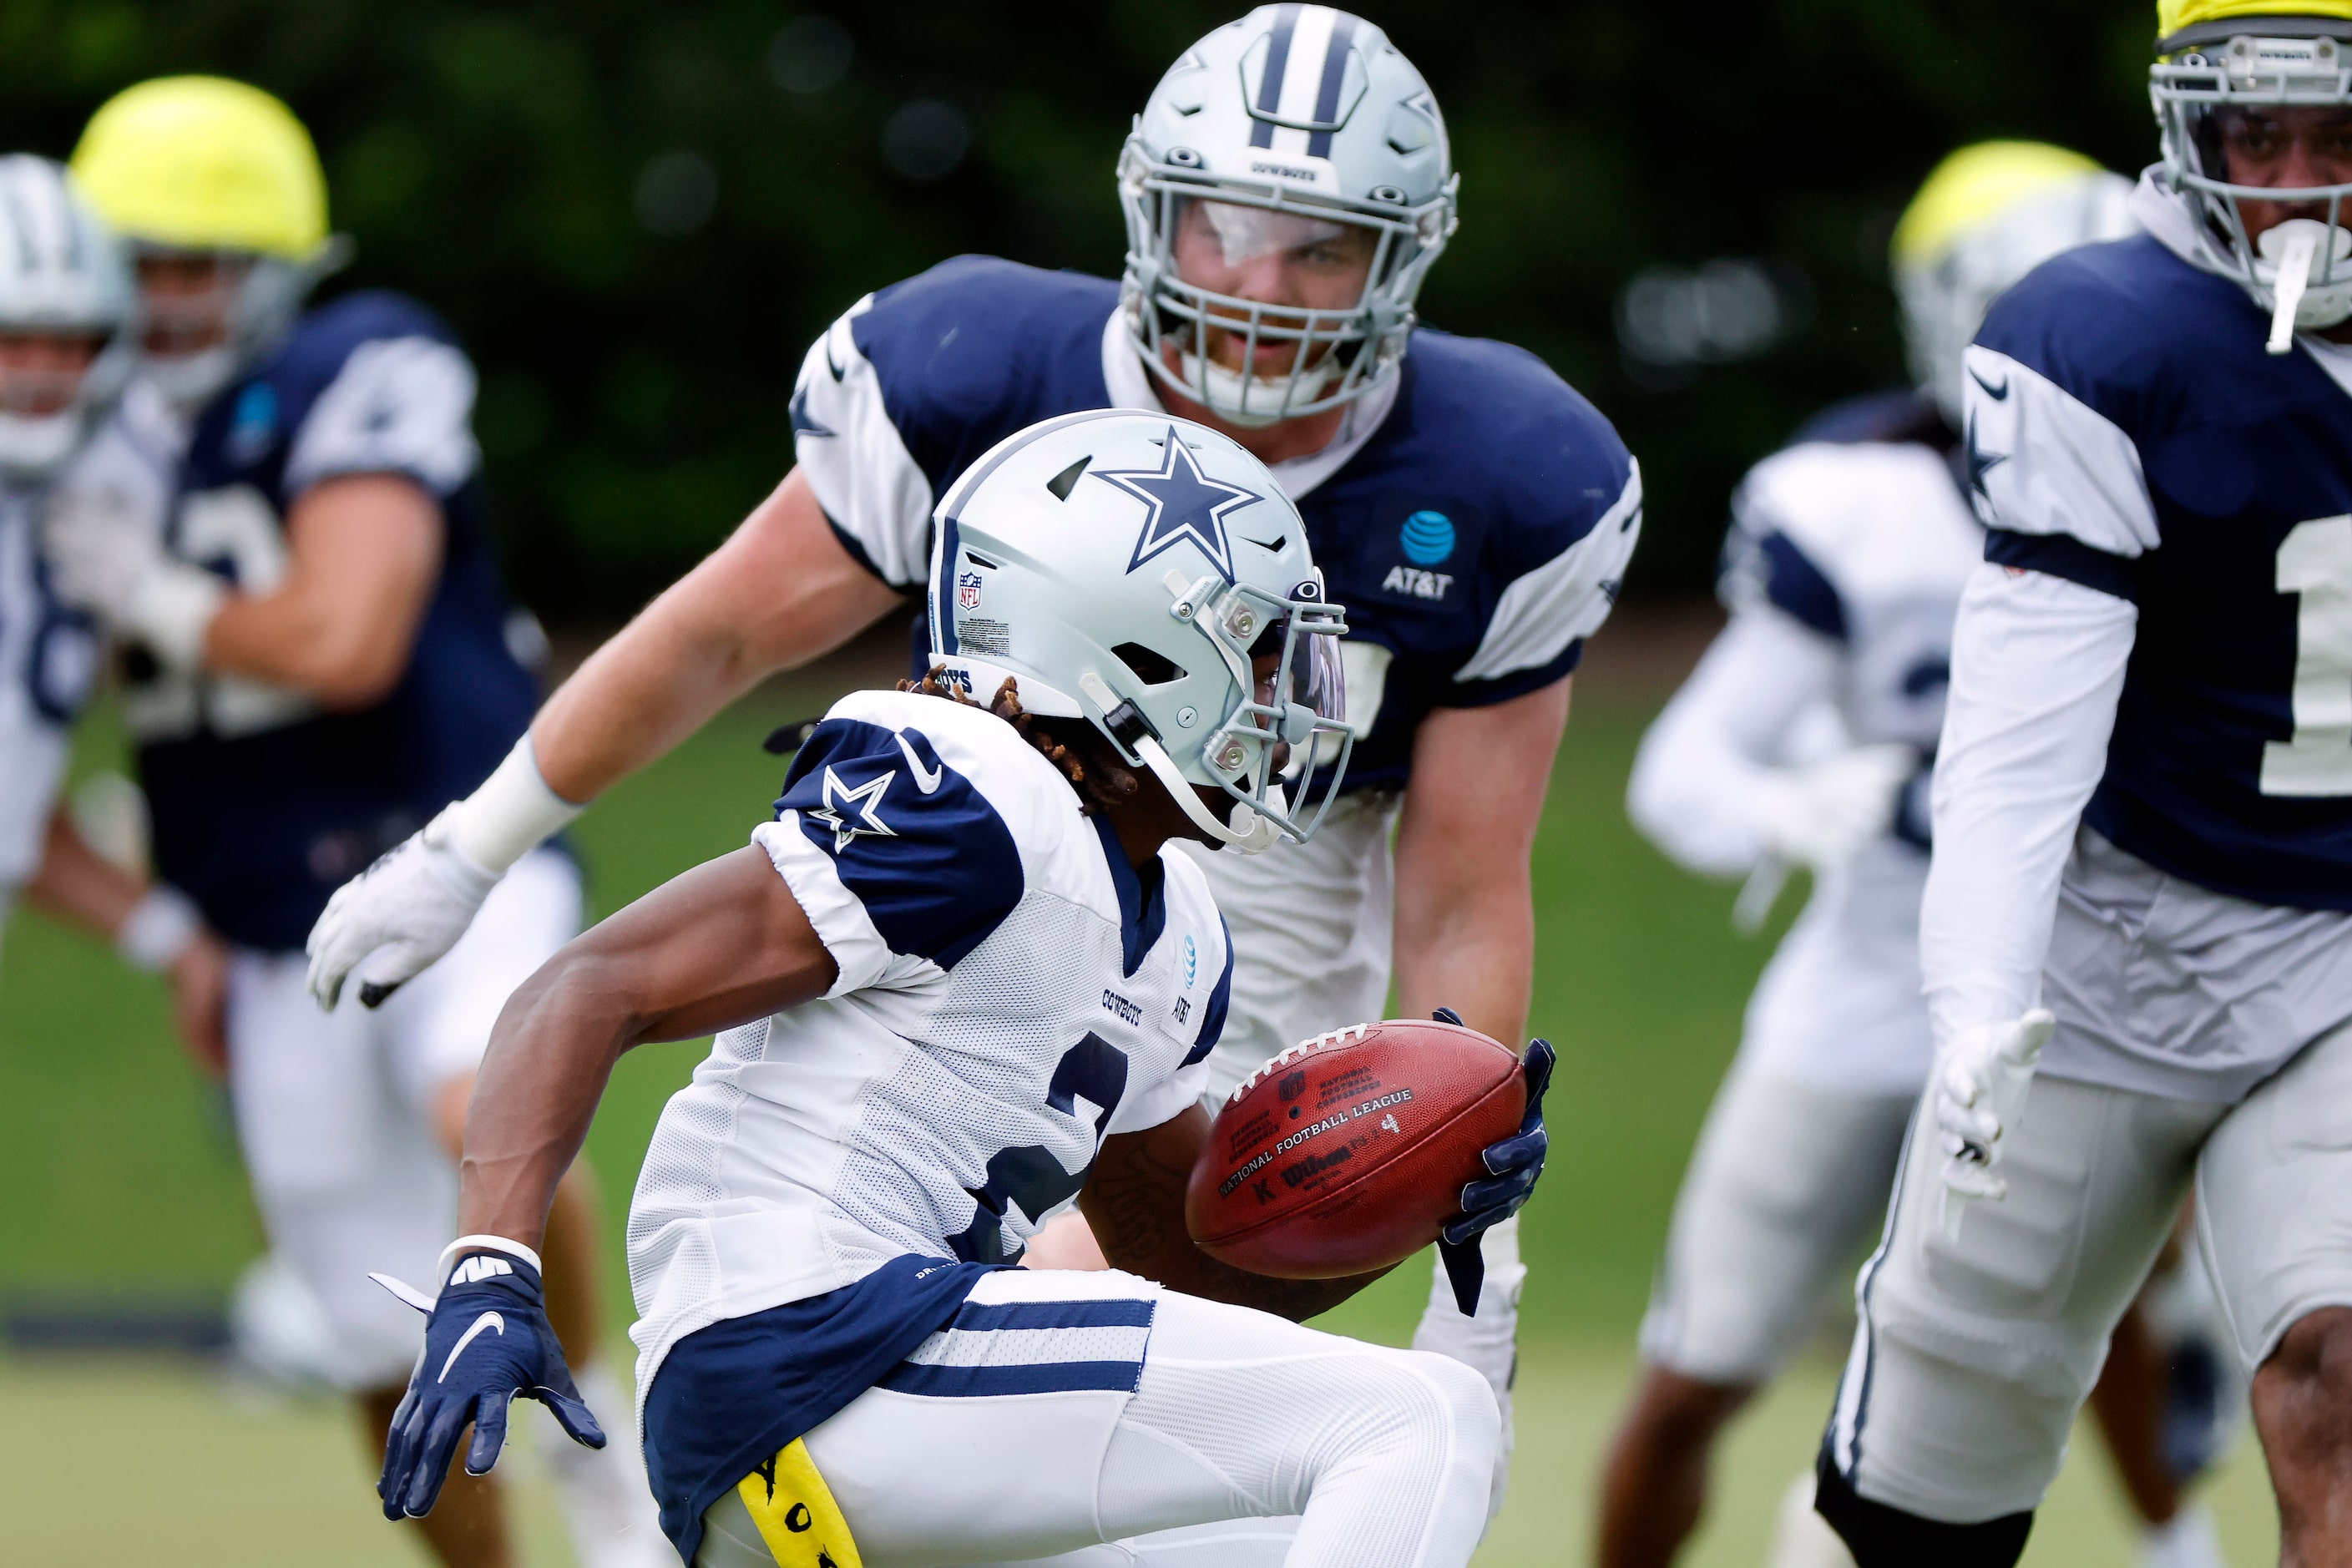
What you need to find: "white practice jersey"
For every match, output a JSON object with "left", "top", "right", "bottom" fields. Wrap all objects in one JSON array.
[
  {"left": 1628, "top": 396, "right": 1981, "bottom": 1090},
  {"left": 0, "top": 383, "right": 177, "bottom": 905},
  {"left": 626, "top": 688, "right": 1233, "bottom": 1394}
]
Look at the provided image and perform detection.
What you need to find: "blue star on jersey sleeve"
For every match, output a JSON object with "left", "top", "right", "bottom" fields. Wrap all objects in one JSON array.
[{"left": 775, "top": 718, "right": 1025, "bottom": 973}]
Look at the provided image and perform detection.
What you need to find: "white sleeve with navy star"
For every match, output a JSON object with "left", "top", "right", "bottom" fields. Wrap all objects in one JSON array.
[
  {"left": 790, "top": 300, "right": 936, "bottom": 589},
  {"left": 1454, "top": 460, "right": 1643, "bottom": 688},
  {"left": 754, "top": 706, "right": 1029, "bottom": 995},
  {"left": 1962, "top": 344, "right": 2158, "bottom": 569}
]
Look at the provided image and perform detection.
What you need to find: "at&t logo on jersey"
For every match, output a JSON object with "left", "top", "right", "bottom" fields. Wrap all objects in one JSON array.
[
  {"left": 1383, "top": 509, "right": 1457, "bottom": 599},
  {"left": 226, "top": 382, "right": 278, "bottom": 466},
  {"left": 1182, "top": 933, "right": 1197, "bottom": 988}
]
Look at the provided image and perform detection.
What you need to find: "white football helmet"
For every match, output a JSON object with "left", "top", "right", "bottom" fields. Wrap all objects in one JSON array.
[
  {"left": 2152, "top": 6, "right": 2352, "bottom": 342},
  {"left": 0, "top": 156, "right": 137, "bottom": 483},
  {"left": 1120, "top": 5, "right": 1457, "bottom": 427},
  {"left": 928, "top": 410, "right": 1351, "bottom": 853},
  {"left": 1891, "top": 142, "right": 2135, "bottom": 427}
]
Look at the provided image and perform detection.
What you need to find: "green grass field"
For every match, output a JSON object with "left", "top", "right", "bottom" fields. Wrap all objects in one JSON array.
[{"left": 0, "top": 640, "right": 2288, "bottom": 1566}]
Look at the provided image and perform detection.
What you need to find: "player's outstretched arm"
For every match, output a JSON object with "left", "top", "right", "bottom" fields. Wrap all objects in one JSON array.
[
  {"left": 459, "top": 844, "right": 838, "bottom": 1247},
  {"left": 373, "top": 845, "right": 837, "bottom": 1520},
  {"left": 1922, "top": 564, "right": 2134, "bottom": 1229},
  {"left": 1079, "top": 1105, "right": 1400, "bottom": 1322},
  {"left": 1390, "top": 679, "right": 1573, "bottom": 1050},
  {"left": 530, "top": 467, "right": 906, "bottom": 807},
  {"left": 305, "top": 468, "right": 903, "bottom": 1009}
]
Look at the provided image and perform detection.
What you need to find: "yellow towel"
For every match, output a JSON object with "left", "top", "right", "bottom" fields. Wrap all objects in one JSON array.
[{"left": 736, "top": 1438, "right": 863, "bottom": 1568}]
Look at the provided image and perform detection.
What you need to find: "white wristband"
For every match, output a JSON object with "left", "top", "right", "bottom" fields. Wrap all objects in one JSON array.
[
  {"left": 445, "top": 735, "right": 584, "bottom": 874},
  {"left": 134, "top": 566, "right": 226, "bottom": 675},
  {"left": 438, "top": 1234, "right": 544, "bottom": 1277},
  {"left": 116, "top": 885, "right": 201, "bottom": 972}
]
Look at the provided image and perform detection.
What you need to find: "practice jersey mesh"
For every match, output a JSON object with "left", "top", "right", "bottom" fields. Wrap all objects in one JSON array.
[{"left": 626, "top": 688, "right": 1231, "bottom": 1399}]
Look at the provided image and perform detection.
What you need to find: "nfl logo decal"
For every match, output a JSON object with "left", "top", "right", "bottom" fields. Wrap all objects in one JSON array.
[{"left": 957, "top": 571, "right": 984, "bottom": 610}]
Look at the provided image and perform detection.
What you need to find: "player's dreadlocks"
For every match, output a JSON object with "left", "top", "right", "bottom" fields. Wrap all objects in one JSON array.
[{"left": 899, "top": 666, "right": 1142, "bottom": 815}]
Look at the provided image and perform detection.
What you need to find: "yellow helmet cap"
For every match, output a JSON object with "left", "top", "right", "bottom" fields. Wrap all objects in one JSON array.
[
  {"left": 1891, "top": 141, "right": 2110, "bottom": 270},
  {"left": 69, "top": 76, "right": 327, "bottom": 261},
  {"left": 2157, "top": 0, "right": 2352, "bottom": 42}
]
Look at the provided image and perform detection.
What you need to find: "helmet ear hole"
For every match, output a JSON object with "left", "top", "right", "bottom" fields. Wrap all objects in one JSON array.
[{"left": 1111, "top": 641, "right": 1187, "bottom": 685}]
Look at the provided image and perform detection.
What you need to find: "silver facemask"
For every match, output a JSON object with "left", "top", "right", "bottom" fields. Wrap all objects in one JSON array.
[{"left": 2153, "top": 23, "right": 2352, "bottom": 349}]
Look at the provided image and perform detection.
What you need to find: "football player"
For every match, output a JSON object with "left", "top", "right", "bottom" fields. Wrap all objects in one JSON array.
[
  {"left": 369, "top": 410, "right": 1551, "bottom": 1568},
  {"left": 306, "top": 6, "right": 1640, "bottom": 1498},
  {"left": 1601, "top": 145, "right": 2237, "bottom": 1568},
  {"left": 42, "top": 79, "right": 667, "bottom": 1568},
  {"left": 0, "top": 153, "right": 227, "bottom": 1065},
  {"left": 1813, "top": 5, "right": 2352, "bottom": 1565}
]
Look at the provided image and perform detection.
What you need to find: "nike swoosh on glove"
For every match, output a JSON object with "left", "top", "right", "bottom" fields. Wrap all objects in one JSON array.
[
  {"left": 306, "top": 807, "right": 500, "bottom": 1011},
  {"left": 1433, "top": 1014, "right": 1555, "bottom": 1315},
  {"left": 372, "top": 1240, "right": 604, "bottom": 1520},
  {"left": 1935, "top": 1009, "right": 2054, "bottom": 1237}
]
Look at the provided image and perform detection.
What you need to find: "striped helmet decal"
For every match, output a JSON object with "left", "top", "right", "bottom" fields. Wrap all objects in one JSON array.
[{"left": 1246, "top": 5, "right": 1360, "bottom": 153}]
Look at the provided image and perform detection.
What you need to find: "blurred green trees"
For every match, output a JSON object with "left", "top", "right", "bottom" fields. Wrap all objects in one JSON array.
[{"left": 0, "top": 1, "right": 2160, "bottom": 616}]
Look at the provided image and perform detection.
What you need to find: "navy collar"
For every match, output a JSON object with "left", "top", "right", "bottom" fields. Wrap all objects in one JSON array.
[{"left": 1090, "top": 812, "right": 1168, "bottom": 978}]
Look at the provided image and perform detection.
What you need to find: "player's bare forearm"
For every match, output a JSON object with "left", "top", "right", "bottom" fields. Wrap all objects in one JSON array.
[
  {"left": 20, "top": 808, "right": 144, "bottom": 942},
  {"left": 205, "top": 474, "right": 444, "bottom": 707},
  {"left": 1080, "top": 1107, "right": 1395, "bottom": 1321},
  {"left": 529, "top": 468, "right": 907, "bottom": 803},
  {"left": 1391, "top": 678, "right": 1571, "bottom": 1047},
  {"left": 458, "top": 846, "right": 839, "bottom": 1247}
]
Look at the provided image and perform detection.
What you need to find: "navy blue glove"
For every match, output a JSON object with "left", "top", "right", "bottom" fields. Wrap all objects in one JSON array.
[
  {"left": 372, "top": 1239, "right": 604, "bottom": 1520},
  {"left": 1436, "top": 1024, "right": 1554, "bottom": 1316}
]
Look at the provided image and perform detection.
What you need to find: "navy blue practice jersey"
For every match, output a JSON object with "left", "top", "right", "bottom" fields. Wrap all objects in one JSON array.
[
  {"left": 789, "top": 257, "right": 1641, "bottom": 793},
  {"left": 129, "top": 291, "right": 540, "bottom": 949},
  {"left": 1969, "top": 230, "right": 2352, "bottom": 909}
]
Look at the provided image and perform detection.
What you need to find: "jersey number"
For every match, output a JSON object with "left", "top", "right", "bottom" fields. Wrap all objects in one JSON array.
[
  {"left": 2264, "top": 515, "right": 2352, "bottom": 797},
  {"left": 946, "top": 1032, "right": 1130, "bottom": 1266}
]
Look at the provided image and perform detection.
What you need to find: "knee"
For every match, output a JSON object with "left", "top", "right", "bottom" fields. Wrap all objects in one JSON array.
[
  {"left": 2256, "top": 1306, "right": 2352, "bottom": 1456},
  {"left": 1401, "top": 1348, "right": 1501, "bottom": 1476},
  {"left": 1625, "top": 1365, "right": 1753, "bottom": 1447}
]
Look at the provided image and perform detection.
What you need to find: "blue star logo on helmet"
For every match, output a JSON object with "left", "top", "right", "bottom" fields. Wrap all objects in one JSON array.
[
  {"left": 1099, "top": 426, "right": 1259, "bottom": 583},
  {"left": 1400, "top": 510, "right": 1455, "bottom": 566}
]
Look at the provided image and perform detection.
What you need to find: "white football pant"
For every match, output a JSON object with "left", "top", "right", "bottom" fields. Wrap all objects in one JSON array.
[
  {"left": 1827, "top": 1018, "right": 2352, "bottom": 1522},
  {"left": 696, "top": 1272, "right": 1499, "bottom": 1568}
]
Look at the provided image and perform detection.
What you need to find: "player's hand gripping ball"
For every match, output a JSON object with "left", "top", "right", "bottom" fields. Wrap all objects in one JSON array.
[{"left": 1186, "top": 1010, "right": 1554, "bottom": 1312}]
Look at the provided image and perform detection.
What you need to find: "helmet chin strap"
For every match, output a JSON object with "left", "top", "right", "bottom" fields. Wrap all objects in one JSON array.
[{"left": 1132, "top": 734, "right": 1284, "bottom": 854}]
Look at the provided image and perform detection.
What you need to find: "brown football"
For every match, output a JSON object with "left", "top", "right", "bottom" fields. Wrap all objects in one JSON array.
[{"left": 1185, "top": 1019, "right": 1526, "bottom": 1279}]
